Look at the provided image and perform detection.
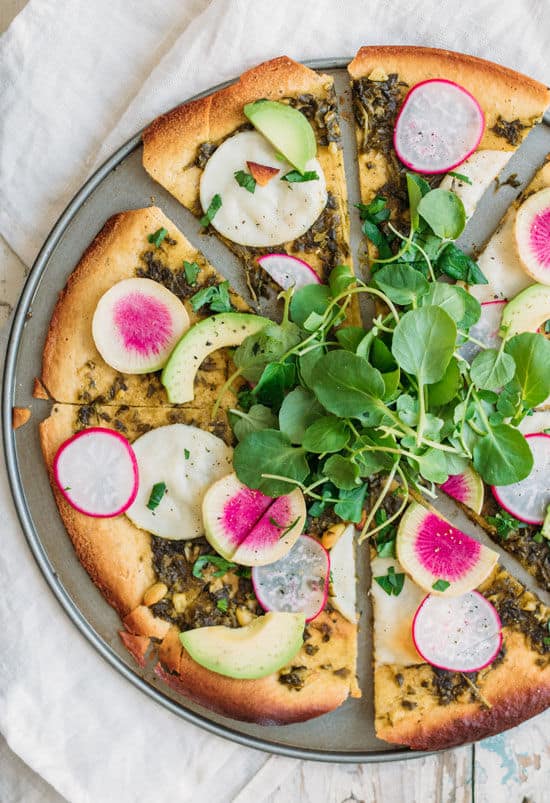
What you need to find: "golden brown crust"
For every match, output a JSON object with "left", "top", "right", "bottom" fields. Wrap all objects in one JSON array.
[
  {"left": 41, "top": 206, "right": 249, "bottom": 406},
  {"left": 119, "top": 631, "right": 151, "bottom": 667},
  {"left": 155, "top": 610, "right": 359, "bottom": 725},
  {"left": 32, "top": 377, "right": 49, "bottom": 400},
  {"left": 12, "top": 407, "right": 31, "bottom": 429},
  {"left": 375, "top": 629, "right": 550, "bottom": 750}
]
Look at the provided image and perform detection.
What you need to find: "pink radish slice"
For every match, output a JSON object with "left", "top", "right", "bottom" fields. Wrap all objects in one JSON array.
[
  {"left": 492, "top": 433, "right": 550, "bottom": 524},
  {"left": 257, "top": 253, "right": 321, "bottom": 291},
  {"left": 54, "top": 427, "right": 139, "bottom": 517},
  {"left": 394, "top": 79, "right": 485, "bottom": 174},
  {"left": 458, "top": 300, "right": 506, "bottom": 363},
  {"left": 515, "top": 188, "right": 550, "bottom": 284},
  {"left": 439, "top": 466, "right": 484, "bottom": 515},
  {"left": 412, "top": 591, "right": 502, "bottom": 673},
  {"left": 252, "top": 535, "right": 330, "bottom": 621},
  {"left": 92, "top": 278, "right": 189, "bottom": 374}
]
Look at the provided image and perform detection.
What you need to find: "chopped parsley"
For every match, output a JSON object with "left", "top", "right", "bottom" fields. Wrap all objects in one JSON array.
[
  {"left": 447, "top": 171, "right": 472, "bottom": 185},
  {"left": 281, "top": 170, "right": 319, "bottom": 183},
  {"left": 486, "top": 509, "right": 528, "bottom": 540},
  {"left": 190, "top": 281, "right": 233, "bottom": 313},
  {"left": 374, "top": 509, "right": 396, "bottom": 557},
  {"left": 192, "top": 554, "right": 237, "bottom": 579},
  {"left": 184, "top": 448, "right": 190, "bottom": 460},
  {"left": 148, "top": 227, "right": 168, "bottom": 248},
  {"left": 374, "top": 565, "right": 405, "bottom": 597},
  {"left": 234, "top": 170, "right": 256, "bottom": 193},
  {"left": 432, "top": 579, "right": 451, "bottom": 592},
  {"left": 544, "top": 621, "right": 550, "bottom": 647},
  {"left": 269, "top": 515, "right": 300, "bottom": 539},
  {"left": 183, "top": 260, "right": 200, "bottom": 286},
  {"left": 216, "top": 598, "right": 229, "bottom": 612},
  {"left": 199, "top": 194, "right": 222, "bottom": 227},
  {"left": 146, "top": 481, "right": 167, "bottom": 511}
]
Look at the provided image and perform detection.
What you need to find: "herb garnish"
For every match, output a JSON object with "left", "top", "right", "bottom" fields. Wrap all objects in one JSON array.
[
  {"left": 486, "top": 510, "right": 528, "bottom": 540},
  {"left": 375, "top": 565, "right": 405, "bottom": 596},
  {"left": 199, "top": 194, "right": 222, "bottom": 227},
  {"left": 146, "top": 482, "right": 167, "bottom": 510},
  {"left": 192, "top": 555, "right": 237, "bottom": 579},
  {"left": 432, "top": 579, "right": 451, "bottom": 592},
  {"left": 184, "top": 448, "right": 190, "bottom": 460},
  {"left": 148, "top": 227, "right": 168, "bottom": 248},
  {"left": 190, "top": 281, "right": 233, "bottom": 313},
  {"left": 183, "top": 260, "right": 200, "bottom": 285},
  {"left": 269, "top": 515, "right": 301, "bottom": 539},
  {"left": 216, "top": 598, "right": 229, "bottom": 612},
  {"left": 281, "top": 170, "right": 319, "bottom": 183},
  {"left": 447, "top": 171, "right": 472, "bottom": 185},
  {"left": 234, "top": 170, "right": 256, "bottom": 193}
]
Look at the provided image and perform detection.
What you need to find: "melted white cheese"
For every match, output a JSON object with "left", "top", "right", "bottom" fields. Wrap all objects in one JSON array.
[
  {"left": 329, "top": 523, "right": 357, "bottom": 623},
  {"left": 199, "top": 130, "right": 327, "bottom": 247},
  {"left": 440, "top": 149, "right": 511, "bottom": 219},
  {"left": 371, "top": 556, "right": 424, "bottom": 666},
  {"left": 126, "top": 424, "right": 233, "bottom": 540}
]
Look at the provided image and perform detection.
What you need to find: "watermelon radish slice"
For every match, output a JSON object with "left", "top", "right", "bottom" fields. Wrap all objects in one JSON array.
[
  {"left": 396, "top": 503, "right": 498, "bottom": 596},
  {"left": 252, "top": 535, "right": 329, "bottom": 621},
  {"left": 92, "top": 278, "right": 189, "bottom": 374},
  {"left": 492, "top": 433, "right": 550, "bottom": 525},
  {"left": 412, "top": 591, "right": 502, "bottom": 673},
  {"left": 515, "top": 188, "right": 550, "bottom": 284},
  {"left": 202, "top": 473, "right": 306, "bottom": 566},
  {"left": 458, "top": 300, "right": 506, "bottom": 363},
  {"left": 54, "top": 427, "right": 138, "bottom": 517},
  {"left": 440, "top": 466, "right": 484, "bottom": 515},
  {"left": 393, "top": 79, "right": 485, "bottom": 174},
  {"left": 257, "top": 254, "right": 321, "bottom": 291}
]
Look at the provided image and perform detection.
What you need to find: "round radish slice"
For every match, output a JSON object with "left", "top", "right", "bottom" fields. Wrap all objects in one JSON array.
[
  {"left": 492, "top": 433, "right": 550, "bottom": 524},
  {"left": 252, "top": 535, "right": 329, "bottom": 621},
  {"left": 394, "top": 79, "right": 485, "bottom": 174},
  {"left": 257, "top": 254, "right": 321, "bottom": 291},
  {"left": 515, "top": 188, "right": 550, "bottom": 284},
  {"left": 412, "top": 591, "right": 502, "bottom": 673},
  {"left": 54, "top": 427, "right": 138, "bottom": 517},
  {"left": 458, "top": 300, "right": 506, "bottom": 363},
  {"left": 396, "top": 503, "right": 498, "bottom": 597},
  {"left": 92, "top": 278, "right": 190, "bottom": 374},
  {"left": 440, "top": 466, "right": 484, "bottom": 515}
]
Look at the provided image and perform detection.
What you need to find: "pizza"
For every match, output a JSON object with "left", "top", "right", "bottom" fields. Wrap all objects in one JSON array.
[{"left": 29, "top": 47, "right": 550, "bottom": 750}]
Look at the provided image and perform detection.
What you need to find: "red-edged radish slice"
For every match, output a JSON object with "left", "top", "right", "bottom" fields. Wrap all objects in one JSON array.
[
  {"left": 412, "top": 591, "right": 502, "bottom": 673},
  {"left": 440, "top": 466, "right": 484, "bottom": 515},
  {"left": 515, "top": 188, "right": 550, "bottom": 284},
  {"left": 394, "top": 79, "right": 485, "bottom": 174},
  {"left": 92, "top": 278, "right": 189, "bottom": 374},
  {"left": 252, "top": 535, "right": 329, "bottom": 621},
  {"left": 257, "top": 253, "right": 321, "bottom": 291},
  {"left": 458, "top": 300, "right": 506, "bottom": 363},
  {"left": 492, "top": 433, "right": 550, "bottom": 525},
  {"left": 396, "top": 503, "right": 498, "bottom": 596},
  {"left": 54, "top": 428, "right": 138, "bottom": 517}
]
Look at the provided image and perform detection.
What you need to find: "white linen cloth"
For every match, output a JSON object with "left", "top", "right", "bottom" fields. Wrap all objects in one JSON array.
[{"left": 0, "top": 1, "right": 549, "bottom": 800}]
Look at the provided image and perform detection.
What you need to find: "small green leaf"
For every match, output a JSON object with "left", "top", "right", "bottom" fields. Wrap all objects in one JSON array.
[
  {"left": 418, "top": 189, "right": 466, "bottom": 239},
  {"left": 432, "top": 579, "right": 451, "bottom": 592},
  {"left": 290, "top": 284, "right": 331, "bottom": 327},
  {"left": 279, "top": 387, "right": 324, "bottom": 444},
  {"left": 470, "top": 349, "right": 516, "bottom": 391},
  {"left": 190, "top": 281, "right": 233, "bottom": 313},
  {"left": 473, "top": 424, "right": 534, "bottom": 485},
  {"left": 334, "top": 484, "right": 368, "bottom": 523},
  {"left": 504, "top": 333, "right": 550, "bottom": 408},
  {"left": 427, "top": 357, "right": 461, "bottom": 408},
  {"left": 184, "top": 449, "right": 190, "bottom": 460},
  {"left": 310, "top": 351, "right": 385, "bottom": 418},
  {"left": 199, "top": 194, "right": 222, "bottom": 227},
  {"left": 148, "top": 227, "right": 168, "bottom": 248},
  {"left": 229, "top": 404, "right": 277, "bottom": 441},
  {"left": 336, "top": 326, "right": 365, "bottom": 352},
  {"left": 234, "top": 170, "right": 256, "bottom": 193},
  {"left": 375, "top": 565, "right": 405, "bottom": 596},
  {"left": 323, "top": 454, "right": 360, "bottom": 490},
  {"left": 392, "top": 307, "right": 457, "bottom": 384},
  {"left": 437, "top": 242, "right": 488, "bottom": 285},
  {"left": 233, "top": 429, "right": 309, "bottom": 497},
  {"left": 329, "top": 264, "right": 355, "bottom": 297},
  {"left": 373, "top": 263, "right": 430, "bottom": 306},
  {"left": 281, "top": 170, "right": 320, "bottom": 183},
  {"left": 146, "top": 482, "right": 167, "bottom": 510},
  {"left": 216, "top": 598, "right": 229, "bottom": 612},
  {"left": 447, "top": 171, "right": 473, "bottom": 185},
  {"left": 302, "top": 416, "right": 350, "bottom": 453},
  {"left": 193, "top": 555, "right": 237, "bottom": 579},
  {"left": 183, "top": 260, "right": 200, "bottom": 285}
]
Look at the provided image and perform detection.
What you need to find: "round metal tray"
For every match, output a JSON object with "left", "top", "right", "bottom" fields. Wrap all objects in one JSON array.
[{"left": 4, "top": 57, "right": 549, "bottom": 763}]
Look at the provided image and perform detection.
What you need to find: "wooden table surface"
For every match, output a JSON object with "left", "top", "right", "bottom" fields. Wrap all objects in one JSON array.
[{"left": 1, "top": 2, "right": 549, "bottom": 801}]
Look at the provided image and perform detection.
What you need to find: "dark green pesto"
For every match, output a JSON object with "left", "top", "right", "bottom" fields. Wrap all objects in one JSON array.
[
  {"left": 490, "top": 116, "right": 529, "bottom": 146},
  {"left": 286, "top": 87, "right": 341, "bottom": 147}
]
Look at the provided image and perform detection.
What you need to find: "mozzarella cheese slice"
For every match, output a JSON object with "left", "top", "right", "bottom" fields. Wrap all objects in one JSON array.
[
  {"left": 199, "top": 130, "right": 327, "bottom": 247},
  {"left": 371, "top": 556, "right": 424, "bottom": 666},
  {"left": 440, "top": 149, "right": 511, "bottom": 219},
  {"left": 126, "top": 424, "right": 232, "bottom": 540},
  {"left": 328, "top": 523, "right": 357, "bottom": 623}
]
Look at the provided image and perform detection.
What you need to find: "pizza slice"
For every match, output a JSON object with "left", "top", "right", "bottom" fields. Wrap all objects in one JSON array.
[
  {"left": 348, "top": 46, "right": 550, "bottom": 222},
  {"left": 38, "top": 206, "right": 253, "bottom": 409},
  {"left": 40, "top": 403, "right": 360, "bottom": 724},
  {"left": 369, "top": 489, "right": 550, "bottom": 750},
  {"left": 142, "top": 56, "right": 358, "bottom": 320}
]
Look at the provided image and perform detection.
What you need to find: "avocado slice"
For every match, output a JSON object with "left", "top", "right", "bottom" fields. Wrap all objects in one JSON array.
[
  {"left": 243, "top": 100, "right": 316, "bottom": 174},
  {"left": 179, "top": 611, "right": 305, "bottom": 679},
  {"left": 500, "top": 283, "right": 550, "bottom": 338},
  {"left": 161, "top": 312, "right": 269, "bottom": 403}
]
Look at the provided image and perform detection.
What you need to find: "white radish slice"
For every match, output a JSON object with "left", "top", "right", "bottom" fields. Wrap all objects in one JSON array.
[
  {"left": 394, "top": 79, "right": 485, "bottom": 174},
  {"left": 515, "top": 188, "right": 550, "bottom": 284},
  {"left": 412, "top": 591, "right": 502, "bottom": 673},
  {"left": 92, "top": 278, "right": 189, "bottom": 374},
  {"left": 492, "top": 433, "right": 550, "bottom": 524},
  {"left": 54, "top": 427, "right": 138, "bottom": 517},
  {"left": 328, "top": 523, "right": 358, "bottom": 623},
  {"left": 458, "top": 300, "right": 506, "bottom": 363},
  {"left": 126, "top": 424, "right": 233, "bottom": 540},
  {"left": 252, "top": 535, "right": 329, "bottom": 622},
  {"left": 257, "top": 253, "right": 321, "bottom": 291}
]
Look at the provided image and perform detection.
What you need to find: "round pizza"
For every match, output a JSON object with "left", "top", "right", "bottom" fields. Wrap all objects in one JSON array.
[{"left": 25, "top": 48, "right": 550, "bottom": 750}]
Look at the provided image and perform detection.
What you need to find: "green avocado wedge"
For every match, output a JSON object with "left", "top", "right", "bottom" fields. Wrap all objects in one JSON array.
[
  {"left": 500, "top": 283, "right": 550, "bottom": 338},
  {"left": 179, "top": 612, "right": 306, "bottom": 679},
  {"left": 244, "top": 100, "right": 316, "bottom": 174},
  {"left": 161, "top": 312, "right": 269, "bottom": 404}
]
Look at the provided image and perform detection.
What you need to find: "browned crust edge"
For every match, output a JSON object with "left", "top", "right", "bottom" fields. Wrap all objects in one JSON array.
[
  {"left": 32, "top": 377, "right": 50, "bottom": 400},
  {"left": 12, "top": 407, "right": 31, "bottom": 429}
]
